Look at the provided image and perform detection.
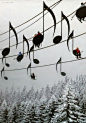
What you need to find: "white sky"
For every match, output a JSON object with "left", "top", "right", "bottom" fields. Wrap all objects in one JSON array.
[{"left": 0, "top": 0, "right": 86, "bottom": 91}]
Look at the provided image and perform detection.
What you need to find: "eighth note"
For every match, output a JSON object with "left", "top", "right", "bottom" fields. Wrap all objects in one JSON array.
[
  {"left": 17, "top": 35, "right": 29, "bottom": 62},
  {"left": 53, "top": 11, "right": 70, "bottom": 44},
  {"left": 56, "top": 57, "right": 66, "bottom": 76}
]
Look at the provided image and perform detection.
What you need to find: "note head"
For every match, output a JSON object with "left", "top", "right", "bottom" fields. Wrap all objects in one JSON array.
[
  {"left": 33, "top": 59, "right": 40, "bottom": 64},
  {"left": 2, "top": 48, "right": 10, "bottom": 57},
  {"left": 33, "top": 34, "right": 43, "bottom": 48},
  {"left": 53, "top": 36, "right": 62, "bottom": 44},
  {"left": 61, "top": 72, "right": 66, "bottom": 76},
  {"left": 5, "top": 63, "right": 10, "bottom": 67},
  {"left": 76, "top": 6, "right": 86, "bottom": 22},
  {"left": 17, "top": 54, "right": 23, "bottom": 62},
  {"left": 73, "top": 50, "right": 77, "bottom": 56},
  {"left": 4, "top": 76, "right": 8, "bottom": 80}
]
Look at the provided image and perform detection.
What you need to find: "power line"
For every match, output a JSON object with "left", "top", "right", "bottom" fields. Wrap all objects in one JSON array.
[
  {"left": 0, "top": 0, "right": 61, "bottom": 43},
  {"left": 5, "top": 56, "right": 86, "bottom": 72},
  {"left": 0, "top": 30, "right": 86, "bottom": 59},
  {"left": 0, "top": 0, "right": 62, "bottom": 37}
]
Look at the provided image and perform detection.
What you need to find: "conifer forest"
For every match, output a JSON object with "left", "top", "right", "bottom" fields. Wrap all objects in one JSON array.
[{"left": 0, "top": 75, "right": 86, "bottom": 122}]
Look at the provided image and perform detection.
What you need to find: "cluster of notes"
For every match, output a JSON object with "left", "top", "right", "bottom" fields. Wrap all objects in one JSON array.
[{"left": 1, "top": 1, "right": 85, "bottom": 80}]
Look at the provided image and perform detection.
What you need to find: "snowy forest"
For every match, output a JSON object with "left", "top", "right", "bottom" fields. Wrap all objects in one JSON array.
[{"left": 0, "top": 75, "right": 86, "bottom": 123}]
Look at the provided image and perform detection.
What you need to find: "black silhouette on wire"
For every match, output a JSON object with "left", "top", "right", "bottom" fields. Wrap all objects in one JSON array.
[
  {"left": 56, "top": 57, "right": 66, "bottom": 76},
  {"left": 67, "top": 30, "right": 82, "bottom": 59},
  {"left": 33, "top": 1, "right": 56, "bottom": 47},
  {"left": 2, "top": 22, "right": 18, "bottom": 65},
  {"left": 53, "top": 11, "right": 70, "bottom": 44},
  {"left": 17, "top": 35, "right": 29, "bottom": 62},
  {"left": 27, "top": 63, "right": 36, "bottom": 80},
  {"left": 1, "top": 67, "right": 8, "bottom": 80},
  {"left": 72, "top": 3, "right": 86, "bottom": 23}
]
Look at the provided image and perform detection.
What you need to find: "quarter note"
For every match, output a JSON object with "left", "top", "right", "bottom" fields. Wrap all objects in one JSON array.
[
  {"left": 53, "top": 11, "right": 70, "bottom": 44},
  {"left": 17, "top": 35, "right": 29, "bottom": 62},
  {"left": 56, "top": 57, "right": 66, "bottom": 76},
  {"left": 1, "top": 67, "right": 8, "bottom": 80},
  {"left": 33, "top": 1, "right": 56, "bottom": 47}
]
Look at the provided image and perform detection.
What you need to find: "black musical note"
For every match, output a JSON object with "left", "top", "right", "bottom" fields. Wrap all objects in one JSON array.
[
  {"left": 1, "top": 67, "right": 8, "bottom": 80},
  {"left": 56, "top": 57, "right": 66, "bottom": 76},
  {"left": 44, "top": 1, "right": 56, "bottom": 36},
  {"left": 27, "top": 63, "right": 31, "bottom": 76},
  {"left": 53, "top": 11, "right": 70, "bottom": 44},
  {"left": 17, "top": 35, "right": 29, "bottom": 62},
  {"left": 29, "top": 45, "right": 39, "bottom": 64},
  {"left": 2, "top": 22, "right": 18, "bottom": 66},
  {"left": 2, "top": 22, "right": 18, "bottom": 58},
  {"left": 29, "top": 45, "right": 34, "bottom": 60},
  {"left": 67, "top": 30, "right": 81, "bottom": 58},
  {"left": 67, "top": 30, "right": 73, "bottom": 51},
  {"left": 5, "top": 57, "right": 10, "bottom": 67},
  {"left": 33, "top": 1, "right": 56, "bottom": 47}
]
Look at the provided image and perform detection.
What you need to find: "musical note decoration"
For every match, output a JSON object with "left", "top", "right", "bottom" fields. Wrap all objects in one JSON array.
[
  {"left": 5, "top": 57, "right": 10, "bottom": 67},
  {"left": 17, "top": 35, "right": 29, "bottom": 62},
  {"left": 1, "top": 67, "right": 8, "bottom": 80},
  {"left": 75, "top": 3, "right": 86, "bottom": 23},
  {"left": 2, "top": 22, "right": 18, "bottom": 58},
  {"left": 27, "top": 63, "right": 36, "bottom": 80},
  {"left": 67, "top": 30, "right": 81, "bottom": 58},
  {"left": 56, "top": 57, "right": 66, "bottom": 76},
  {"left": 33, "top": 1, "right": 56, "bottom": 47},
  {"left": 29, "top": 45, "right": 39, "bottom": 64},
  {"left": 53, "top": 11, "right": 70, "bottom": 44},
  {"left": 67, "top": 30, "right": 74, "bottom": 51},
  {"left": 27, "top": 63, "right": 31, "bottom": 75}
]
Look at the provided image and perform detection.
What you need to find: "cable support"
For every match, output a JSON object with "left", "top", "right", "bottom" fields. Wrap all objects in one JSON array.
[{"left": 0, "top": 31, "right": 86, "bottom": 59}]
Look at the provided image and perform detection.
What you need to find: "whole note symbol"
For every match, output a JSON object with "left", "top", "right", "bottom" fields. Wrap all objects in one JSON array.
[
  {"left": 56, "top": 57, "right": 66, "bottom": 76},
  {"left": 33, "top": 1, "right": 56, "bottom": 47},
  {"left": 53, "top": 11, "right": 70, "bottom": 44}
]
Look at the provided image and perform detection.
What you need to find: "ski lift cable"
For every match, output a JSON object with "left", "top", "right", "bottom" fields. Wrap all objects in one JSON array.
[
  {"left": 0, "top": 31, "right": 86, "bottom": 59},
  {"left": 0, "top": 7, "right": 83, "bottom": 51},
  {"left": 0, "top": 0, "right": 62, "bottom": 37},
  {"left": 5, "top": 56, "right": 86, "bottom": 72},
  {"left": 0, "top": 0, "right": 60, "bottom": 43},
  {"left": 0, "top": 0, "right": 85, "bottom": 49}
]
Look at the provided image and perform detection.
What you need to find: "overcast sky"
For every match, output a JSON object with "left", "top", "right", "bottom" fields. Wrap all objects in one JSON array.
[{"left": 0, "top": 0, "right": 86, "bottom": 91}]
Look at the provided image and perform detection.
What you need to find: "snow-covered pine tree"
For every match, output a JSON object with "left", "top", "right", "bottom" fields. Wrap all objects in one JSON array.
[
  {"left": 8, "top": 103, "right": 19, "bottom": 123},
  {"left": 39, "top": 102, "right": 49, "bottom": 123},
  {"left": 29, "top": 105, "right": 36, "bottom": 123},
  {"left": 23, "top": 103, "right": 31, "bottom": 123},
  {"left": 0, "top": 101, "right": 8, "bottom": 123},
  {"left": 45, "top": 85, "right": 51, "bottom": 101}
]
